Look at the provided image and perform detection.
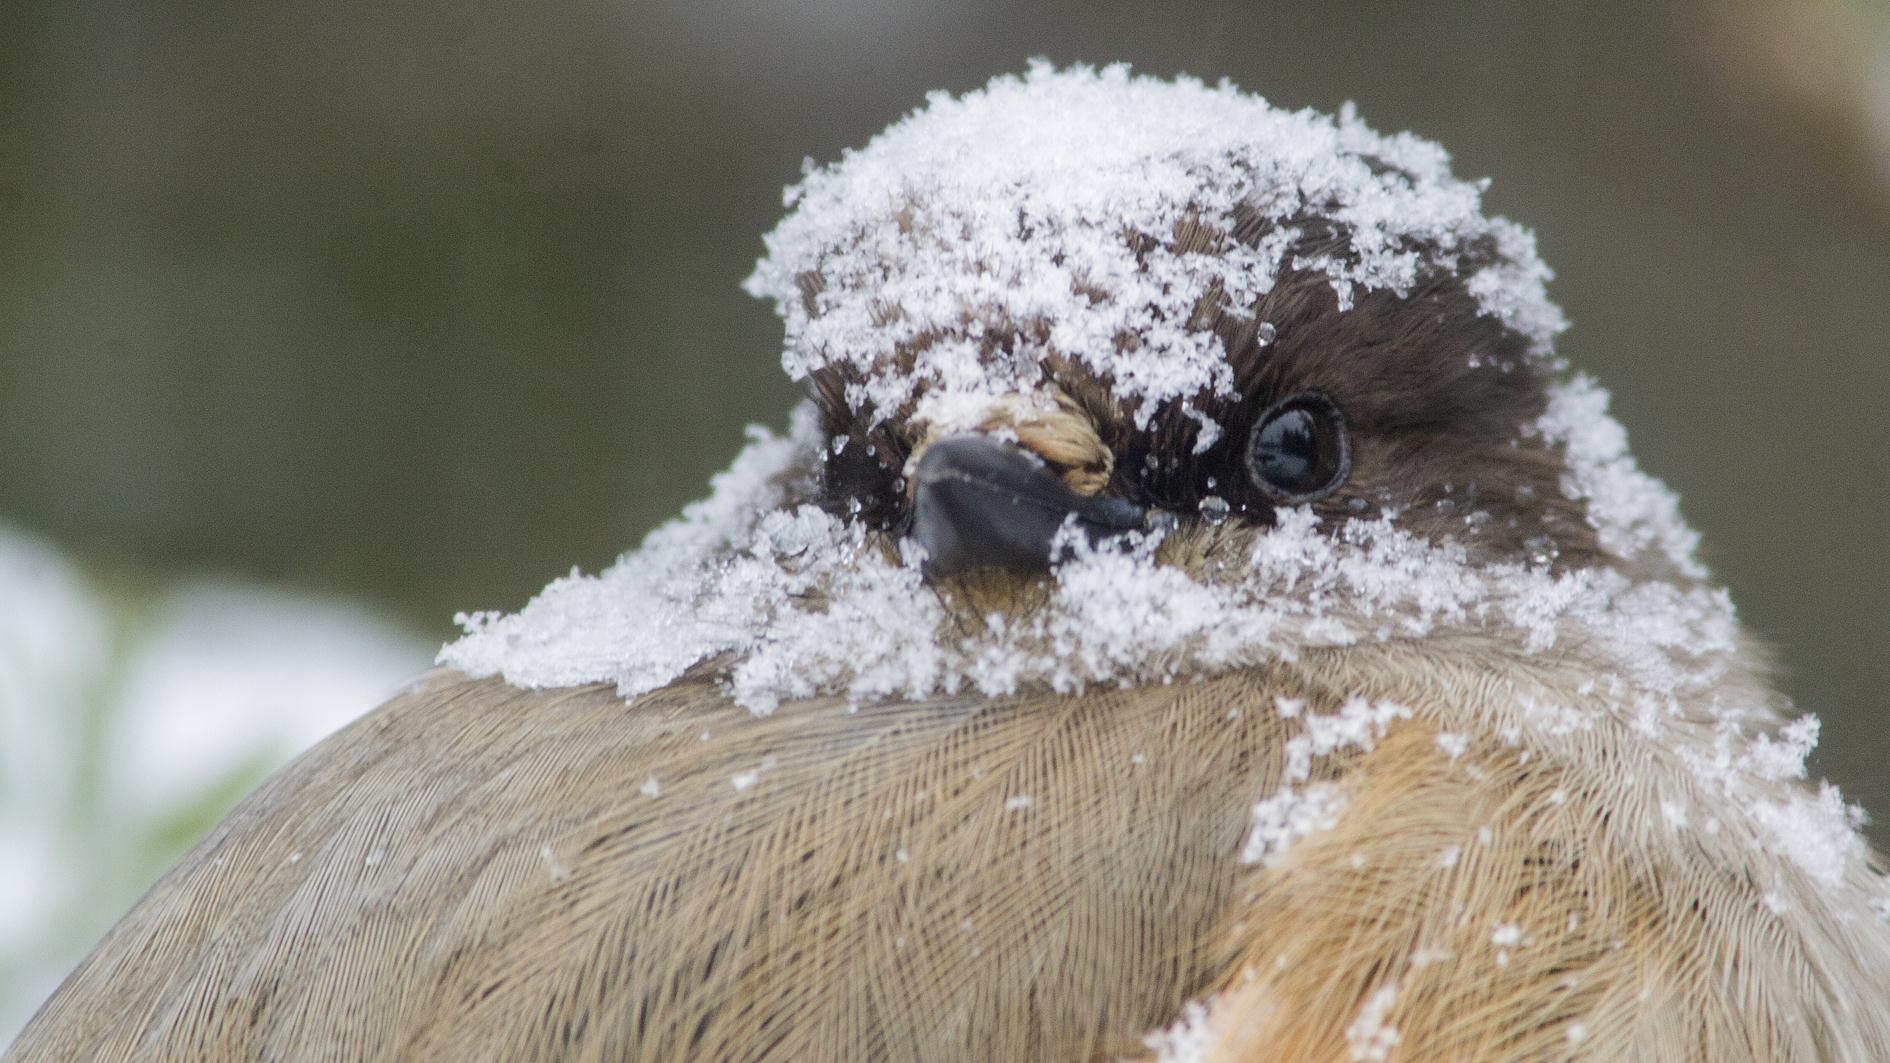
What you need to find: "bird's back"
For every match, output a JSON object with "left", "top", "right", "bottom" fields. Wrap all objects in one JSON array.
[{"left": 8, "top": 669, "right": 1296, "bottom": 1062}]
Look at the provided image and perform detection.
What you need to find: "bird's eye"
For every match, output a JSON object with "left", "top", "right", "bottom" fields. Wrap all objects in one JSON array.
[{"left": 1246, "top": 391, "right": 1351, "bottom": 503}]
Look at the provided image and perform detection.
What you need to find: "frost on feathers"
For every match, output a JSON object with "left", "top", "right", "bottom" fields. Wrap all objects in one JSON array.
[
  {"left": 1345, "top": 984, "right": 1402, "bottom": 1062},
  {"left": 1242, "top": 784, "right": 1347, "bottom": 866},
  {"left": 439, "top": 64, "right": 1886, "bottom": 914},
  {"left": 1143, "top": 998, "right": 1219, "bottom": 1063},
  {"left": 1241, "top": 698, "right": 1411, "bottom": 864}
]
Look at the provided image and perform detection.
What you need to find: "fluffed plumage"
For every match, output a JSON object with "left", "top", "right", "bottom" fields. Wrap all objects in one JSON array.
[{"left": 11, "top": 63, "right": 1890, "bottom": 1062}]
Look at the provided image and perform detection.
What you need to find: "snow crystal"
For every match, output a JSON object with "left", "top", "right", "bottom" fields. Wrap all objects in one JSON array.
[
  {"left": 445, "top": 412, "right": 827, "bottom": 709},
  {"left": 1538, "top": 375, "right": 1705, "bottom": 579},
  {"left": 1345, "top": 984, "right": 1402, "bottom": 1062},
  {"left": 1242, "top": 783, "right": 1348, "bottom": 865},
  {"left": 1144, "top": 998, "right": 1219, "bottom": 1063},
  {"left": 1741, "top": 715, "right": 1819, "bottom": 781},
  {"left": 539, "top": 845, "right": 570, "bottom": 884},
  {"left": 1750, "top": 784, "right": 1869, "bottom": 888},
  {"left": 1282, "top": 698, "right": 1413, "bottom": 782},
  {"left": 731, "top": 756, "right": 779, "bottom": 792}
]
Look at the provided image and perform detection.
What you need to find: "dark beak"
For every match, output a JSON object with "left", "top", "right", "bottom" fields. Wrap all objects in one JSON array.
[{"left": 910, "top": 434, "right": 1149, "bottom": 576}]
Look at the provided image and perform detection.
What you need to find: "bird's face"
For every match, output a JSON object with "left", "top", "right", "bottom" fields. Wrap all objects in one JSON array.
[{"left": 803, "top": 212, "right": 1601, "bottom": 592}]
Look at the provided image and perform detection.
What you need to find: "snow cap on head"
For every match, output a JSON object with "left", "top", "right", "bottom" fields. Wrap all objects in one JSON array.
[{"left": 743, "top": 60, "right": 1566, "bottom": 430}]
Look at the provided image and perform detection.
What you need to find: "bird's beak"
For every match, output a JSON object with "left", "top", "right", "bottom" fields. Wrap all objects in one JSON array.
[{"left": 910, "top": 434, "right": 1149, "bottom": 577}]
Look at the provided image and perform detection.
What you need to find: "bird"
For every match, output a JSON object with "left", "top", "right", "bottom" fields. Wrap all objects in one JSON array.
[{"left": 10, "top": 62, "right": 1890, "bottom": 1063}]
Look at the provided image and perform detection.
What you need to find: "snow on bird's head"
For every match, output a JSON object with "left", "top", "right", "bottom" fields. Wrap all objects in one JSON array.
[
  {"left": 739, "top": 63, "right": 1702, "bottom": 581},
  {"left": 743, "top": 60, "right": 1564, "bottom": 435}
]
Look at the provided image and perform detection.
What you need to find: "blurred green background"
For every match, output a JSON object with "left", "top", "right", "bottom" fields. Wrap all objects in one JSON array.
[{"left": 0, "top": 0, "right": 1885, "bottom": 1007}]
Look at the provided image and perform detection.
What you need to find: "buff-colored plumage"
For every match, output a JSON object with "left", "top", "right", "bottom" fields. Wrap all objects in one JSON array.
[
  {"left": 12, "top": 65, "right": 1890, "bottom": 1062},
  {"left": 19, "top": 670, "right": 1264, "bottom": 1060},
  {"left": 15, "top": 630, "right": 1887, "bottom": 1060}
]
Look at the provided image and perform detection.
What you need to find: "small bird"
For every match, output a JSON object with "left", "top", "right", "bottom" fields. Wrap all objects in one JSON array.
[{"left": 11, "top": 63, "right": 1890, "bottom": 1062}]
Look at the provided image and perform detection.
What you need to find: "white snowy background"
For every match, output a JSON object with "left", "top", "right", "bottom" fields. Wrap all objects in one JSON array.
[{"left": 0, "top": 524, "right": 431, "bottom": 1043}]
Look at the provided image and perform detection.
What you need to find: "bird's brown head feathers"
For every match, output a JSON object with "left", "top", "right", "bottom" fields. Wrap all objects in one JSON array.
[{"left": 802, "top": 207, "right": 1600, "bottom": 579}]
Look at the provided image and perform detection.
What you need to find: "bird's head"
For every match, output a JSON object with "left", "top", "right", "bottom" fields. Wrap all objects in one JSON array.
[
  {"left": 742, "top": 63, "right": 1683, "bottom": 602},
  {"left": 450, "top": 62, "right": 1715, "bottom": 712}
]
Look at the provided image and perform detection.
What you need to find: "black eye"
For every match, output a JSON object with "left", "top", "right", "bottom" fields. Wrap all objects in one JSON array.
[{"left": 1246, "top": 391, "right": 1351, "bottom": 503}]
